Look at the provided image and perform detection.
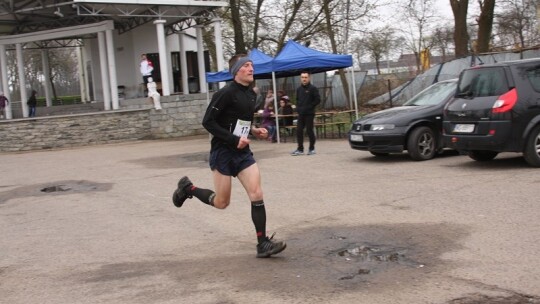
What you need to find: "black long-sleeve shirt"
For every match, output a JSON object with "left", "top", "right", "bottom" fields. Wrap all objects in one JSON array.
[
  {"left": 295, "top": 82, "right": 321, "bottom": 115},
  {"left": 202, "top": 81, "right": 256, "bottom": 151}
]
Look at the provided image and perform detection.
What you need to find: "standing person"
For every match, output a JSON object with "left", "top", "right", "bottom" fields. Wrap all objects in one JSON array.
[
  {"left": 140, "top": 54, "right": 154, "bottom": 85},
  {"left": 171, "top": 54, "right": 287, "bottom": 258},
  {"left": 27, "top": 90, "right": 37, "bottom": 118},
  {"left": 291, "top": 71, "right": 320, "bottom": 156},
  {"left": 0, "top": 91, "right": 8, "bottom": 119}
]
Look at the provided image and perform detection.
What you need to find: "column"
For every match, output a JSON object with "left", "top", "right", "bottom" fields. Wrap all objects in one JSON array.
[
  {"left": 154, "top": 19, "right": 170, "bottom": 96},
  {"left": 98, "top": 31, "right": 111, "bottom": 110},
  {"left": 212, "top": 18, "right": 225, "bottom": 89},
  {"left": 195, "top": 25, "right": 207, "bottom": 93},
  {"left": 76, "top": 47, "right": 87, "bottom": 103},
  {"left": 0, "top": 44, "right": 12, "bottom": 119},
  {"left": 106, "top": 29, "right": 119, "bottom": 109},
  {"left": 81, "top": 43, "right": 91, "bottom": 102},
  {"left": 41, "top": 49, "right": 53, "bottom": 107},
  {"left": 16, "top": 44, "right": 28, "bottom": 118},
  {"left": 178, "top": 32, "right": 189, "bottom": 95}
]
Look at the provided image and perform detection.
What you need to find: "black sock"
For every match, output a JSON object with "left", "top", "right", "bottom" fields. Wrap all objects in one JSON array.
[
  {"left": 189, "top": 186, "right": 215, "bottom": 206},
  {"left": 251, "top": 200, "right": 267, "bottom": 243}
]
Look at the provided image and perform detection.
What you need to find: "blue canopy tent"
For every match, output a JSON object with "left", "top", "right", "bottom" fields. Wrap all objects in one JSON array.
[
  {"left": 204, "top": 40, "right": 357, "bottom": 143},
  {"left": 272, "top": 40, "right": 353, "bottom": 76},
  {"left": 269, "top": 40, "right": 357, "bottom": 142},
  {"left": 205, "top": 48, "right": 274, "bottom": 83}
]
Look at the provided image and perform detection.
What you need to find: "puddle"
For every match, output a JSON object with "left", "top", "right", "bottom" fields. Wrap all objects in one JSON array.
[
  {"left": 41, "top": 185, "right": 71, "bottom": 193},
  {"left": 330, "top": 242, "right": 424, "bottom": 280},
  {"left": 337, "top": 245, "right": 404, "bottom": 262},
  {"left": 0, "top": 180, "right": 112, "bottom": 204},
  {"left": 447, "top": 293, "right": 540, "bottom": 304}
]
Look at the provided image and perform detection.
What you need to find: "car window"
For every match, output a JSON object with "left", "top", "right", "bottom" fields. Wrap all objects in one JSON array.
[
  {"left": 526, "top": 68, "right": 540, "bottom": 92},
  {"left": 457, "top": 67, "right": 509, "bottom": 97},
  {"left": 403, "top": 81, "right": 457, "bottom": 106}
]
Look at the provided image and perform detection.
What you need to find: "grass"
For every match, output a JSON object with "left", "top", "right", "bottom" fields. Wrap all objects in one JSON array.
[{"left": 36, "top": 95, "right": 82, "bottom": 106}]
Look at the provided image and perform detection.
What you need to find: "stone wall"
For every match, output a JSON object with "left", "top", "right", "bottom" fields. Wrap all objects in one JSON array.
[{"left": 0, "top": 93, "right": 209, "bottom": 152}]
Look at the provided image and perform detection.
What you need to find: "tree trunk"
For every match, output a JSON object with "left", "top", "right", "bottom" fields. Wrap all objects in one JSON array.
[
  {"left": 450, "top": 0, "right": 470, "bottom": 57},
  {"left": 375, "top": 57, "right": 381, "bottom": 75},
  {"left": 49, "top": 71, "right": 58, "bottom": 103},
  {"left": 229, "top": 0, "right": 246, "bottom": 53},
  {"left": 277, "top": 0, "right": 304, "bottom": 52},
  {"left": 322, "top": 0, "right": 350, "bottom": 108},
  {"left": 476, "top": 0, "right": 495, "bottom": 53},
  {"left": 202, "top": 28, "right": 217, "bottom": 71},
  {"left": 252, "top": 0, "right": 264, "bottom": 48}
]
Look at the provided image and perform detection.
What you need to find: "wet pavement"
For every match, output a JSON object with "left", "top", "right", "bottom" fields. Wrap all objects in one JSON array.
[{"left": 1, "top": 136, "right": 540, "bottom": 303}]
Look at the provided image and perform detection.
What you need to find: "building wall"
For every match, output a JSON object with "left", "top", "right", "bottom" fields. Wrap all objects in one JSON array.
[
  {"left": 86, "top": 24, "right": 200, "bottom": 101},
  {"left": 0, "top": 94, "right": 208, "bottom": 152}
]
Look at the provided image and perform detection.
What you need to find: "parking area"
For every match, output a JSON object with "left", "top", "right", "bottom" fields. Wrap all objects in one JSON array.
[{"left": 1, "top": 136, "right": 540, "bottom": 304}]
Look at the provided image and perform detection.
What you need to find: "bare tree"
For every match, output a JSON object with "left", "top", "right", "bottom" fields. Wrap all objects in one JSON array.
[
  {"left": 229, "top": 0, "right": 247, "bottom": 53},
  {"left": 353, "top": 26, "right": 398, "bottom": 75},
  {"left": 321, "top": 0, "right": 373, "bottom": 106},
  {"left": 450, "top": 0, "right": 470, "bottom": 57},
  {"left": 211, "top": 0, "right": 326, "bottom": 58},
  {"left": 210, "top": 0, "right": 377, "bottom": 60},
  {"left": 475, "top": 0, "right": 495, "bottom": 53},
  {"left": 252, "top": 0, "right": 265, "bottom": 48},
  {"left": 258, "top": 0, "right": 327, "bottom": 53},
  {"left": 47, "top": 47, "right": 79, "bottom": 99},
  {"left": 427, "top": 24, "right": 454, "bottom": 61},
  {"left": 5, "top": 45, "right": 79, "bottom": 101},
  {"left": 399, "top": 0, "right": 438, "bottom": 73},
  {"left": 495, "top": 0, "right": 538, "bottom": 56}
]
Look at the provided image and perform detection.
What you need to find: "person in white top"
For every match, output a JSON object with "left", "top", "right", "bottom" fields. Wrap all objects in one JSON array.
[{"left": 139, "top": 54, "right": 154, "bottom": 85}]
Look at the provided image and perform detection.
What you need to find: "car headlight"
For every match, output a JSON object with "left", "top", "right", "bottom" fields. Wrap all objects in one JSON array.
[{"left": 370, "top": 124, "right": 395, "bottom": 131}]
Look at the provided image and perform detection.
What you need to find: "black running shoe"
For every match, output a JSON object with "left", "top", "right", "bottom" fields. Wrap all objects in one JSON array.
[
  {"left": 256, "top": 234, "right": 287, "bottom": 258},
  {"left": 172, "top": 176, "right": 193, "bottom": 208}
]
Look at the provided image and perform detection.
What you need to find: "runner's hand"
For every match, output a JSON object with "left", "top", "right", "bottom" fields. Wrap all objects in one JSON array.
[
  {"left": 252, "top": 127, "right": 268, "bottom": 140},
  {"left": 237, "top": 136, "right": 251, "bottom": 149}
]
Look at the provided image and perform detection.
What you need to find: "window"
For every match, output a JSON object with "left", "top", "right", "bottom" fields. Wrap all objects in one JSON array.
[
  {"left": 526, "top": 68, "right": 540, "bottom": 92},
  {"left": 458, "top": 67, "right": 509, "bottom": 97}
]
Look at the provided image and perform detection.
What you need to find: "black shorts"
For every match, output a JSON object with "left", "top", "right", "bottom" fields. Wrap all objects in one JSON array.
[{"left": 209, "top": 146, "right": 256, "bottom": 177}]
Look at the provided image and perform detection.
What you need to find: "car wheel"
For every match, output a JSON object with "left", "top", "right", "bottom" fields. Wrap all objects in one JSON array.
[
  {"left": 523, "top": 125, "right": 540, "bottom": 167},
  {"left": 407, "top": 126, "right": 436, "bottom": 161},
  {"left": 468, "top": 150, "right": 498, "bottom": 161},
  {"left": 370, "top": 151, "right": 389, "bottom": 157}
]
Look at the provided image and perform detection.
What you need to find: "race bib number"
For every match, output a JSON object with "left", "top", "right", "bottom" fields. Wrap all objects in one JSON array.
[{"left": 232, "top": 119, "right": 251, "bottom": 138}]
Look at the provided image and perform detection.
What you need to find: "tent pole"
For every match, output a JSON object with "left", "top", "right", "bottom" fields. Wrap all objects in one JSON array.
[
  {"left": 272, "top": 72, "right": 280, "bottom": 144},
  {"left": 207, "top": 84, "right": 212, "bottom": 142},
  {"left": 350, "top": 67, "right": 358, "bottom": 120}
]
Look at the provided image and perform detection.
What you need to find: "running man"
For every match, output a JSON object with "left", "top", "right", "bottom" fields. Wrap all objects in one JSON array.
[{"left": 172, "top": 54, "right": 286, "bottom": 258}]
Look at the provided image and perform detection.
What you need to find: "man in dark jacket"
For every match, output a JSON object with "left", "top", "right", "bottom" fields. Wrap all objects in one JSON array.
[
  {"left": 27, "top": 90, "right": 37, "bottom": 117},
  {"left": 292, "top": 71, "right": 321, "bottom": 156},
  {"left": 171, "top": 54, "right": 286, "bottom": 258}
]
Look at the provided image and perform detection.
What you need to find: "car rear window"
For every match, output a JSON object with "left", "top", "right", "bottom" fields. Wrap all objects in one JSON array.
[
  {"left": 526, "top": 68, "right": 540, "bottom": 92},
  {"left": 457, "top": 67, "right": 509, "bottom": 97}
]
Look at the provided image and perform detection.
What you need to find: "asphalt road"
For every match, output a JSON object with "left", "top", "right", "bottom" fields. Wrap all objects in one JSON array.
[{"left": 1, "top": 136, "right": 539, "bottom": 304}]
